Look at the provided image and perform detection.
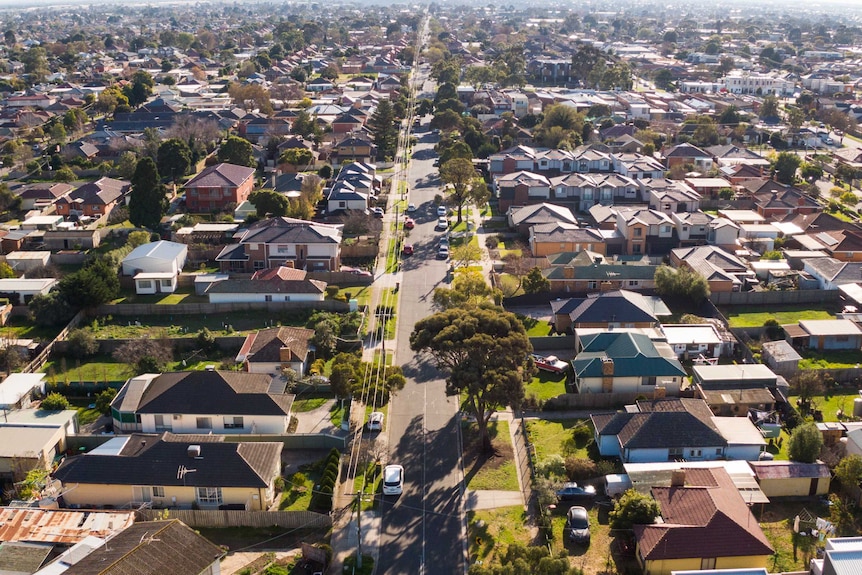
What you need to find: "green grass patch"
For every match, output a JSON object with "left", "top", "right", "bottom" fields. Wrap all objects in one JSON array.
[
  {"left": 481, "top": 220, "right": 509, "bottom": 230},
  {"left": 329, "top": 401, "right": 346, "bottom": 427},
  {"left": 0, "top": 315, "right": 62, "bottom": 341},
  {"left": 463, "top": 420, "right": 520, "bottom": 491},
  {"left": 87, "top": 310, "right": 311, "bottom": 339},
  {"left": 352, "top": 460, "right": 381, "bottom": 511},
  {"left": 44, "top": 355, "right": 131, "bottom": 384},
  {"left": 524, "top": 371, "right": 568, "bottom": 403},
  {"left": 516, "top": 313, "right": 554, "bottom": 337},
  {"left": 65, "top": 396, "right": 103, "bottom": 425},
  {"left": 498, "top": 273, "right": 523, "bottom": 297},
  {"left": 763, "top": 429, "right": 790, "bottom": 461},
  {"left": 467, "top": 506, "right": 531, "bottom": 566},
  {"left": 385, "top": 237, "right": 398, "bottom": 273},
  {"left": 723, "top": 306, "right": 834, "bottom": 328},
  {"left": 789, "top": 389, "right": 860, "bottom": 421},
  {"left": 525, "top": 419, "right": 592, "bottom": 465},
  {"left": 110, "top": 288, "right": 208, "bottom": 305},
  {"left": 293, "top": 397, "right": 329, "bottom": 412},
  {"left": 797, "top": 349, "right": 862, "bottom": 370},
  {"left": 334, "top": 286, "right": 370, "bottom": 308}
]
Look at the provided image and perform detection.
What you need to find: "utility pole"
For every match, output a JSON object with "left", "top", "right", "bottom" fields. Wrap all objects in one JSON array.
[{"left": 356, "top": 489, "right": 363, "bottom": 570}]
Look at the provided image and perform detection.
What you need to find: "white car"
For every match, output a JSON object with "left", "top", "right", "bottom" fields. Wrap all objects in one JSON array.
[
  {"left": 407, "top": 203, "right": 417, "bottom": 212},
  {"left": 437, "top": 205, "right": 448, "bottom": 217},
  {"left": 367, "top": 411, "right": 384, "bottom": 432},
  {"left": 383, "top": 464, "right": 403, "bottom": 495},
  {"left": 436, "top": 216, "right": 448, "bottom": 231}
]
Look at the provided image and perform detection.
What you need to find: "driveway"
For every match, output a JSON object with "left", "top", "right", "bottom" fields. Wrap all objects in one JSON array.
[{"left": 293, "top": 399, "right": 338, "bottom": 434}]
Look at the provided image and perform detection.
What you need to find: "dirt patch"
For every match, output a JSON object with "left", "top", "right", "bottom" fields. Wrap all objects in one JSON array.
[{"left": 462, "top": 420, "right": 519, "bottom": 491}]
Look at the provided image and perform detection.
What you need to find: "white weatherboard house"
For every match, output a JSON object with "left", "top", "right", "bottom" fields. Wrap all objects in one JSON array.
[{"left": 121, "top": 240, "right": 188, "bottom": 294}]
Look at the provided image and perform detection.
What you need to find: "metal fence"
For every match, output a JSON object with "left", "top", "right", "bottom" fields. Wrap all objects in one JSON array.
[{"left": 135, "top": 508, "right": 331, "bottom": 529}]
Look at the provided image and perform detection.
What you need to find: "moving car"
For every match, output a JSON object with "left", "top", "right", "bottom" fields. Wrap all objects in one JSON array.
[
  {"left": 566, "top": 506, "right": 590, "bottom": 545},
  {"left": 556, "top": 482, "right": 597, "bottom": 503},
  {"left": 402, "top": 244, "right": 414, "bottom": 256},
  {"left": 403, "top": 217, "right": 415, "bottom": 230},
  {"left": 437, "top": 205, "right": 448, "bottom": 216},
  {"left": 383, "top": 464, "right": 404, "bottom": 495},
  {"left": 407, "top": 203, "right": 417, "bottom": 213},
  {"left": 437, "top": 245, "right": 449, "bottom": 259},
  {"left": 531, "top": 354, "right": 569, "bottom": 374},
  {"left": 367, "top": 411, "right": 384, "bottom": 432},
  {"left": 370, "top": 207, "right": 384, "bottom": 218},
  {"left": 436, "top": 216, "right": 448, "bottom": 231}
]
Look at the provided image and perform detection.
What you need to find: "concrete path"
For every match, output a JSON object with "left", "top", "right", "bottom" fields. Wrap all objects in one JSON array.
[
  {"left": 463, "top": 490, "right": 525, "bottom": 511},
  {"left": 293, "top": 398, "right": 339, "bottom": 434}
]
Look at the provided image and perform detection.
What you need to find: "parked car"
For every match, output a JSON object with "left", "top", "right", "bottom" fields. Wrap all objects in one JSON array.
[
  {"left": 437, "top": 205, "right": 448, "bottom": 217},
  {"left": 437, "top": 245, "right": 449, "bottom": 260},
  {"left": 436, "top": 217, "right": 448, "bottom": 231},
  {"left": 532, "top": 354, "right": 569, "bottom": 374},
  {"left": 383, "top": 464, "right": 404, "bottom": 495},
  {"left": 367, "top": 411, "right": 384, "bottom": 432},
  {"left": 402, "top": 244, "right": 414, "bottom": 256},
  {"left": 432, "top": 158, "right": 440, "bottom": 167},
  {"left": 407, "top": 203, "right": 417, "bottom": 212},
  {"left": 556, "top": 482, "right": 597, "bottom": 503},
  {"left": 340, "top": 266, "right": 372, "bottom": 277},
  {"left": 566, "top": 506, "right": 590, "bottom": 545},
  {"left": 403, "top": 217, "right": 415, "bottom": 230},
  {"left": 370, "top": 207, "right": 384, "bottom": 218},
  {"left": 439, "top": 236, "right": 449, "bottom": 249}
]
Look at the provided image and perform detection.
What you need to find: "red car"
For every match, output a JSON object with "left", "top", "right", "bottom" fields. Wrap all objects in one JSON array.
[
  {"left": 404, "top": 217, "right": 415, "bottom": 230},
  {"left": 531, "top": 354, "right": 568, "bottom": 374},
  {"left": 402, "top": 244, "right": 414, "bottom": 256}
]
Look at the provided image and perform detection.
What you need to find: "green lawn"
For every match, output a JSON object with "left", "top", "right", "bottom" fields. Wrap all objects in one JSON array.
[
  {"left": 467, "top": 506, "right": 531, "bottom": 566},
  {"left": 279, "top": 469, "right": 319, "bottom": 511},
  {"left": 789, "top": 389, "right": 860, "bottom": 421},
  {"left": 0, "top": 315, "right": 62, "bottom": 341},
  {"left": 87, "top": 310, "right": 311, "bottom": 339},
  {"left": 797, "top": 349, "right": 862, "bottom": 370},
  {"left": 44, "top": 355, "right": 131, "bottom": 384},
  {"left": 292, "top": 396, "right": 329, "bottom": 412},
  {"left": 498, "top": 273, "right": 523, "bottom": 297},
  {"left": 65, "top": 396, "right": 103, "bottom": 425},
  {"left": 353, "top": 460, "right": 381, "bottom": 511},
  {"left": 525, "top": 419, "right": 592, "bottom": 465},
  {"left": 329, "top": 401, "right": 346, "bottom": 427},
  {"left": 110, "top": 288, "right": 208, "bottom": 305},
  {"left": 334, "top": 285, "right": 371, "bottom": 308},
  {"left": 516, "top": 313, "right": 554, "bottom": 337},
  {"left": 524, "top": 371, "right": 568, "bottom": 403},
  {"left": 723, "top": 306, "right": 835, "bottom": 328},
  {"left": 463, "top": 420, "right": 520, "bottom": 491}
]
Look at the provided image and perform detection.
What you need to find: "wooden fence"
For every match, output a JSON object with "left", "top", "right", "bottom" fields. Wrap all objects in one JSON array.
[
  {"left": 22, "top": 310, "right": 86, "bottom": 374},
  {"left": 96, "top": 300, "right": 350, "bottom": 316},
  {"left": 710, "top": 289, "right": 841, "bottom": 306},
  {"left": 135, "top": 509, "right": 331, "bottom": 529},
  {"left": 544, "top": 392, "right": 651, "bottom": 410}
]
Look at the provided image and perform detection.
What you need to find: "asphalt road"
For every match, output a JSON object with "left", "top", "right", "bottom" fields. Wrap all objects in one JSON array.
[{"left": 375, "top": 80, "right": 467, "bottom": 574}]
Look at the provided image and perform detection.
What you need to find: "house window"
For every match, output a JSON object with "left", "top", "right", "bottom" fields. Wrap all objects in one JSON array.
[
  {"left": 253, "top": 260, "right": 266, "bottom": 270},
  {"left": 339, "top": 201, "right": 346, "bottom": 208},
  {"left": 196, "top": 487, "right": 223, "bottom": 505},
  {"left": 138, "top": 280, "right": 152, "bottom": 289},
  {"left": 152, "top": 486, "right": 165, "bottom": 497},
  {"left": 661, "top": 226, "right": 671, "bottom": 233},
  {"left": 633, "top": 244, "right": 642, "bottom": 254},
  {"left": 690, "top": 449, "right": 702, "bottom": 457},
  {"left": 683, "top": 226, "right": 689, "bottom": 232},
  {"left": 196, "top": 417, "right": 212, "bottom": 429},
  {"left": 276, "top": 244, "right": 289, "bottom": 254},
  {"left": 154, "top": 414, "right": 169, "bottom": 430},
  {"left": 716, "top": 448, "right": 722, "bottom": 455},
  {"left": 628, "top": 280, "right": 639, "bottom": 287},
  {"left": 560, "top": 243, "right": 567, "bottom": 250},
  {"left": 160, "top": 279, "right": 172, "bottom": 288},
  {"left": 588, "top": 281, "right": 597, "bottom": 289},
  {"left": 668, "top": 447, "right": 683, "bottom": 460},
  {"left": 836, "top": 335, "right": 850, "bottom": 342},
  {"left": 265, "top": 295, "right": 273, "bottom": 302},
  {"left": 701, "top": 558, "right": 716, "bottom": 570},
  {"left": 224, "top": 416, "right": 244, "bottom": 429},
  {"left": 634, "top": 228, "right": 642, "bottom": 237}
]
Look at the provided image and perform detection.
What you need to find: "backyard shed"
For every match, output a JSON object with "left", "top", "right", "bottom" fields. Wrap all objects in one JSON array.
[{"left": 748, "top": 460, "right": 831, "bottom": 498}]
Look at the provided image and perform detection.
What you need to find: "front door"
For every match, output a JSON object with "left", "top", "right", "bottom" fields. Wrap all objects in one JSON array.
[
  {"left": 133, "top": 486, "right": 152, "bottom": 503},
  {"left": 809, "top": 478, "right": 819, "bottom": 496}
]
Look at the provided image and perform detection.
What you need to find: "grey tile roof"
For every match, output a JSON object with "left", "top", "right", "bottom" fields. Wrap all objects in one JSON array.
[{"left": 568, "top": 290, "right": 669, "bottom": 324}]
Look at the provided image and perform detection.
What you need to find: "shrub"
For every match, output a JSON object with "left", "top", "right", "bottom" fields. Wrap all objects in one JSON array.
[
  {"left": 535, "top": 454, "right": 566, "bottom": 479},
  {"left": 485, "top": 235, "right": 499, "bottom": 249},
  {"left": 571, "top": 423, "right": 592, "bottom": 447},
  {"left": 41, "top": 392, "right": 71, "bottom": 410},
  {"left": 66, "top": 328, "right": 99, "bottom": 357},
  {"left": 610, "top": 489, "right": 660, "bottom": 528},
  {"left": 325, "top": 285, "right": 339, "bottom": 299},
  {"left": 564, "top": 456, "right": 598, "bottom": 481},
  {"left": 95, "top": 388, "right": 118, "bottom": 414}
]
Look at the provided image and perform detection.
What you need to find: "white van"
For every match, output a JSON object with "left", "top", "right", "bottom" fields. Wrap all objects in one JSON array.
[{"left": 604, "top": 474, "right": 632, "bottom": 497}]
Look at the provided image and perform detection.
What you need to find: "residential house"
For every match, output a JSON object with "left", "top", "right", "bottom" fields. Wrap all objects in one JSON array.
[
  {"left": 672, "top": 211, "right": 713, "bottom": 246},
  {"left": 740, "top": 179, "right": 821, "bottom": 220},
  {"left": 52, "top": 432, "right": 283, "bottom": 510},
  {"left": 695, "top": 387, "right": 776, "bottom": 417},
  {"left": 543, "top": 251, "right": 656, "bottom": 293},
  {"left": 592, "top": 398, "right": 766, "bottom": 463},
  {"left": 326, "top": 181, "right": 370, "bottom": 214},
  {"left": 206, "top": 266, "right": 326, "bottom": 303},
  {"left": 43, "top": 228, "right": 101, "bottom": 251},
  {"left": 633, "top": 467, "right": 773, "bottom": 575},
  {"left": 58, "top": 520, "right": 224, "bottom": 575},
  {"left": 706, "top": 144, "right": 770, "bottom": 169},
  {"left": 663, "top": 142, "right": 713, "bottom": 171},
  {"left": 783, "top": 319, "right": 862, "bottom": 351},
  {"left": 721, "top": 163, "right": 768, "bottom": 184},
  {"left": 671, "top": 245, "right": 753, "bottom": 292},
  {"left": 0, "top": 408, "right": 78, "bottom": 482},
  {"left": 748, "top": 461, "right": 831, "bottom": 498},
  {"left": 54, "top": 177, "right": 129, "bottom": 219},
  {"left": 121, "top": 240, "right": 188, "bottom": 295},
  {"left": 573, "top": 332, "right": 686, "bottom": 395},
  {"left": 0, "top": 507, "right": 135, "bottom": 545},
  {"left": 330, "top": 133, "right": 376, "bottom": 164},
  {"left": 684, "top": 177, "right": 733, "bottom": 200},
  {"left": 110, "top": 370, "right": 294, "bottom": 434},
  {"left": 0, "top": 278, "right": 57, "bottom": 305},
  {"left": 661, "top": 324, "right": 728, "bottom": 359},
  {"left": 5, "top": 251, "right": 51, "bottom": 273},
  {"left": 495, "top": 171, "right": 551, "bottom": 212},
  {"left": 811, "top": 538, "right": 862, "bottom": 575},
  {"left": 0, "top": 373, "right": 46, "bottom": 410},
  {"left": 614, "top": 153, "right": 666, "bottom": 180},
  {"left": 548, "top": 172, "right": 640, "bottom": 211},
  {"left": 236, "top": 326, "right": 315, "bottom": 377},
  {"left": 184, "top": 163, "right": 255, "bottom": 213},
  {"left": 802, "top": 257, "right": 862, "bottom": 290},
  {"left": 14, "top": 182, "right": 73, "bottom": 211},
  {"left": 794, "top": 229, "right": 862, "bottom": 262},
  {"left": 691, "top": 364, "right": 781, "bottom": 391},
  {"left": 616, "top": 207, "right": 676, "bottom": 255},
  {"left": 645, "top": 179, "right": 701, "bottom": 215},
  {"left": 528, "top": 223, "right": 606, "bottom": 257},
  {"left": 551, "top": 289, "right": 670, "bottom": 333},
  {"left": 216, "top": 217, "right": 342, "bottom": 273},
  {"left": 760, "top": 340, "right": 802, "bottom": 377},
  {"left": 507, "top": 203, "right": 577, "bottom": 236}
]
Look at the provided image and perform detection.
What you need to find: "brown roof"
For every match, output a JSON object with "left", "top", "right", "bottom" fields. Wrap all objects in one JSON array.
[
  {"left": 749, "top": 461, "right": 831, "bottom": 480},
  {"left": 634, "top": 467, "right": 773, "bottom": 561},
  {"left": 63, "top": 520, "right": 223, "bottom": 575},
  {"left": 241, "top": 326, "right": 315, "bottom": 364},
  {"left": 0, "top": 508, "right": 135, "bottom": 544},
  {"left": 185, "top": 162, "right": 255, "bottom": 189}
]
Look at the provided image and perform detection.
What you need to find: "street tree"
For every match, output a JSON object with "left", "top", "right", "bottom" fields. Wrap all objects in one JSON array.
[
  {"left": 156, "top": 138, "right": 192, "bottom": 183},
  {"left": 450, "top": 242, "right": 483, "bottom": 270},
  {"left": 279, "top": 147, "right": 314, "bottom": 171},
  {"left": 218, "top": 135, "right": 256, "bottom": 168},
  {"left": 787, "top": 422, "right": 823, "bottom": 463},
  {"left": 249, "top": 189, "right": 289, "bottom": 217},
  {"left": 760, "top": 95, "right": 780, "bottom": 119},
  {"left": 440, "top": 157, "right": 483, "bottom": 223},
  {"left": 129, "top": 157, "right": 167, "bottom": 229},
  {"left": 432, "top": 269, "right": 495, "bottom": 310},
  {"left": 410, "top": 306, "right": 534, "bottom": 452}
]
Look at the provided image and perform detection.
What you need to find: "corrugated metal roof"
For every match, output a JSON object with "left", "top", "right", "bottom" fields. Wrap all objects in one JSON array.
[{"left": 0, "top": 508, "right": 135, "bottom": 544}]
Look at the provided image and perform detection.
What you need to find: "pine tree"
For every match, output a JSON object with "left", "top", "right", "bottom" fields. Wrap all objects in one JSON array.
[
  {"left": 129, "top": 157, "right": 167, "bottom": 229},
  {"left": 368, "top": 99, "right": 398, "bottom": 161}
]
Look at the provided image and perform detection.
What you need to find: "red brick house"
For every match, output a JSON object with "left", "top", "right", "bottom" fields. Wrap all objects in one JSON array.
[
  {"left": 55, "top": 177, "right": 130, "bottom": 218},
  {"left": 184, "top": 163, "right": 256, "bottom": 213}
]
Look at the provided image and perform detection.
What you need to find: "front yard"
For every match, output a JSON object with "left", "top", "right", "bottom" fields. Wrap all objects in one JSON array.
[
  {"left": 463, "top": 420, "right": 520, "bottom": 492},
  {"left": 524, "top": 418, "right": 592, "bottom": 465},
  {"left": 523, "top": 371, "right": 568, "bottom": 405}
]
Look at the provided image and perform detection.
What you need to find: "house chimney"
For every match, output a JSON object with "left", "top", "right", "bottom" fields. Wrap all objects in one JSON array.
[
  {"left": 188, "top": 445, "right": 201, "bottom": 458},
  {"left": 279, "top": 346, "right": 293, "bottom": 364},
  {"left": 601, "top": 357, "right": 614, "bottom": 393},
  {"left": 671, "top": 469, "right": 686, "bottom": 486},
  {"left": 653, "top": 386, "right": 667, "bottom": 400}
]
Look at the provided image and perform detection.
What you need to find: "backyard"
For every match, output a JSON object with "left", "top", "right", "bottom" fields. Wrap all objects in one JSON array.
[
  {"left": 524, "top": 418, "right": 593, "bottom": 465},
  {"left": 523, "top": 371, "right": 569, "bottom": 405},
  {"left": 722, "top": 305, "right": 835, "bottom": 328},
  {"left": 83, "top": 310, "right": 313, "bottom": 339}
]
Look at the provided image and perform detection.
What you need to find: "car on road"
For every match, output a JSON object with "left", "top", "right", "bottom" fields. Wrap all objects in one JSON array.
[
  {"left": 566, "top": 506, "right": 590, "bottom": 545},
  {"left": 432, "top": 158, "right": 440, "bottom": 167},
  {"left": 531, "top": 354, "right": 569, "bottom": 374},
  {"left": 407, "top": 203, "right": 417, "bottom": 213},
  {"left": 437, "top": 245, "right": 449, "bottom": 259},
  {"left": 437, "top": 205, "right": 448, "bottom": 216},
  {"left": 402, "top": 244, "right": 414, "bottom": 256},
  {"left": 403, "top": 217, "right": 415, "bottom": 229},
  {"left": 383, "top": 464, "right": 404, "bottom": 495},
  {"left": 439, "top": 236, "right": 449, "bottom": 248},
  {"left": 556, "top": 482, "right": 597, "bottom": 503},
  {"left": 340, "top": 266, "right": 373, "bottom": 277},
  {"left": 370, "top": 207, "right": 384, "bottom": 218},
  {"left": 367, "top": 411, "right": 384, "bottom": 432},
  {"left": 436, "top": 216, "right": 448, "bottom": 231}
]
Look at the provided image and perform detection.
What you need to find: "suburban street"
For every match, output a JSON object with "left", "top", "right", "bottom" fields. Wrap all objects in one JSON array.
[{"left": 374, "top": 65, "right": 467, "bottom": 575}]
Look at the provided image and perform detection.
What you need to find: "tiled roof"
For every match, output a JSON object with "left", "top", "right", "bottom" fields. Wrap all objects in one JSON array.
[
  {"left": 185, "top": 163, "right": 255, "bottom": 188},
  {"left": 568, "top": 290, "right": 669, "bottom": 324},
  {"left": 573, "top": 332, "right": 686, "bottom": 380},
  {"left": 241, "top": 326, "right": 315, "bottom": 364}
]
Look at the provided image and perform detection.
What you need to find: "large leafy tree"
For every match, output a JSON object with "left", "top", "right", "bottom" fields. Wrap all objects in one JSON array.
[
  {"left": 410, "top": 306, "right": 534, "bottom": 452},
  {"left": 610, "top": 489, "right": 660, "bottom": 529},
  {"left": 156, "top": 138, "right": 192, "bottom": 183},
  {"left": 129, "top": 157, "right": 167, "bottom": 229},
  {"left": 654, "top": 265, "right": 710, "bottom": 303},
  {"left": 523, "top": 267, "right": 550, "bottom": 294},
  {"left": 368, "top": 99, "right": 398, "bottom": 161},
  {"left": 772, "top": 152, "right": 801, "bottom": 185},
  {"left": 788, "top": 422, "right": 823, "bottom": 463},
  {"left": 218, "top": 135, "right": 256, "bottom": 168},
  {"left": 123, "top": 70, "right": 154, "bottom": 107},
  {"left": 58, "top": 258, "right": 120, "bottom": 309},
  {"left": 279, "top": 147, "right": 314, "bottom": 171},
  {"left": 439, "top": 157, "right": 486, "bottom": 224},
  {"left": 249, "top": 189, "right": 289, "bottom": 217},
  {"left": 432, "top": 270, "right": 495, "bottom": 310}
]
